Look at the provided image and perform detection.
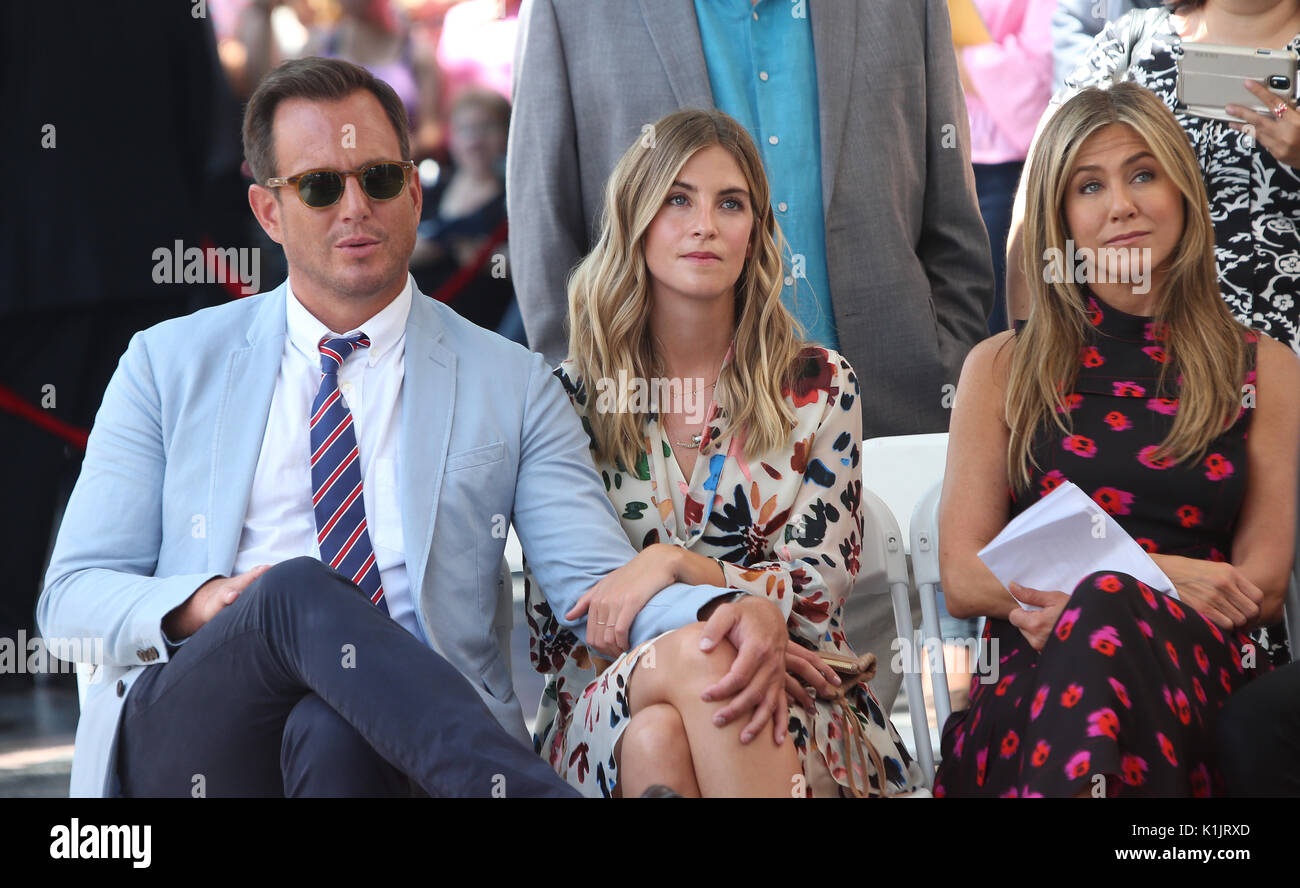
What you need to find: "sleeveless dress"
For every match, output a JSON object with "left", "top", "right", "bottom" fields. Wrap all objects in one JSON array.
[
  {"left": 934, "top": 294, "right": 1268, "bottom": 797},
  {"left": 525, "top": 347, "right": 927, "bottom": 797}
]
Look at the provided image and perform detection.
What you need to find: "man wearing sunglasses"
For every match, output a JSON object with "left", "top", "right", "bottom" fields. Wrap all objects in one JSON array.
[{"left": 39, "top": 56, "right": 785, "bottom": 798}]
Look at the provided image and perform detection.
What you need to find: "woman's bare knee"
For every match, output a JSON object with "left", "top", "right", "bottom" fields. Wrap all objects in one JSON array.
[
  {"left": 630, "top": 622, "right": 738, "bottom": 708},
  {"left": 619, "top": 703, "right": 688, "bottom": 765}
]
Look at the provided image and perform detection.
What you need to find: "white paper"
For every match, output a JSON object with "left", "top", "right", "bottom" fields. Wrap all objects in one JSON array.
[{"left": 978, "top": 481, "right": 1177, "bottom": 609}]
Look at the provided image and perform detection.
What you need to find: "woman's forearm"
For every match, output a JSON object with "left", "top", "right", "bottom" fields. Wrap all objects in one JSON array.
[
  {"left": 940, "top": 550, "right": 1019, "bottom": 623},
  {"left": 1150, "top": 553, "right": 1288, "bottom": 629},
  {"left": 671, "top": 547, "right": 727, "bottom": 589}
]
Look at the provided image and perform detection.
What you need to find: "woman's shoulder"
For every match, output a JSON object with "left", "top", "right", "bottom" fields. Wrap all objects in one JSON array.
[
  {"left": 552, "top": 358, "right": 591, "bottom": 412},
  {"left": 794, "top": 344, "right": 851, "bottom": 377},
  {"left": 1253, "top": 331, "right": 1300, "bottom": 391},
  {"left": 786, "top": 345, "right": 857, "bottom": 410},
  {"left": 962, "top": 330, "right": 1018, "bottom": 385}
]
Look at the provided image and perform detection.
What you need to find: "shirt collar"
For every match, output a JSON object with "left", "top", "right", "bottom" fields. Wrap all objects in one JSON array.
[{"left": 285, "top": 275, "right": 413, "bottom": 368}]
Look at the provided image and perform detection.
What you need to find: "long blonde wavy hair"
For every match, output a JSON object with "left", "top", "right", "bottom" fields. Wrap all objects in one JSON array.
[
  {"left": 1008, "top": 83, "right": 1249, "bottom": 491},
  {"left": 566, "top": 109, "right": 807, "bottom": 471}
]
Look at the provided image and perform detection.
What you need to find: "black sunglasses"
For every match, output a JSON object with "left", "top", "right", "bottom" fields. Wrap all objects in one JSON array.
[{"left": 266, "top": 160, "right": 416, "bottom": 208}]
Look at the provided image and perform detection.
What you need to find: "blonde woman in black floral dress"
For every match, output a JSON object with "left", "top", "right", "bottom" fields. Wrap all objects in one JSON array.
[{"left": 937, "top": 84, "right": 1299, "bottom": 797}]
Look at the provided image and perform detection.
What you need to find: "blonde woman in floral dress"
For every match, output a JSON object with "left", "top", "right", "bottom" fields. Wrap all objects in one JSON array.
[{"left": 524, "top": 108, "right": 925, "bottom": 798}]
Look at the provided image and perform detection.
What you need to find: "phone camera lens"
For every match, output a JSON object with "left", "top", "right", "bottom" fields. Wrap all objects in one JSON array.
[{"left": 1268, "top": 75, "right": 1291, "bottom": 90}]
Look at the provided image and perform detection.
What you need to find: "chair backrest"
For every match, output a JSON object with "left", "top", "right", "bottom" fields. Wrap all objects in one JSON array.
[
  {"left": 855, "top": 435, "right": 952, "bottom": 786},
  {"left": 860, "top": 434, "right": 950, "bottom": 552},
  {"left": 858, "top": 486, "right": 934, "bottom": 786},
  {"left": 910, "top": 479, "right": 953, "bottom": 732}
]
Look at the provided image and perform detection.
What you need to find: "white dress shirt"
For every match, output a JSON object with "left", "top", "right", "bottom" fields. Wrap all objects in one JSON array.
[{"left": 233, "top": 277, "right": 424, "bottom": 641}]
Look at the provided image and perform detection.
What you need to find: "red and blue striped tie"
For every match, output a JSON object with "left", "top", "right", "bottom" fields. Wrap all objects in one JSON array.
[{"left": 310, "top": 333, "right": 388, "bottom": 613}]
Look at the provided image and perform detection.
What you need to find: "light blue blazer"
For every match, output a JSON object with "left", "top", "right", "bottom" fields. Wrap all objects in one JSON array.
[{"left": 39, "top": 278, "right": 722, "bottom": 797}]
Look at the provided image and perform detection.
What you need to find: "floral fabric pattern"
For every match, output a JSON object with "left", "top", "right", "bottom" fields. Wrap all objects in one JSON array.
[
  {"left": 525, "top": 347, "right": 924, "bottom": 797},
  {"left": 934, "top": 295, "right": 1272, "bottom": 797},
  {"left": 1061, "top": 10, "right": 1300, "bottom": 352}
]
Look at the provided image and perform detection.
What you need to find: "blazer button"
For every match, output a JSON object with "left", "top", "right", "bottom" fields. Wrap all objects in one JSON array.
[{"left": 116, "top": 680, "right": 126, "bottom": 697}]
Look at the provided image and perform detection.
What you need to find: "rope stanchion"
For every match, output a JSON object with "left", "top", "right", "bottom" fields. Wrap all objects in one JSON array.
[
  {"left": 0, "top": 384, "right": 89, "bottom": 451},
  {"left": 429, "top": 219, "right": 509, "bottom": 305}
]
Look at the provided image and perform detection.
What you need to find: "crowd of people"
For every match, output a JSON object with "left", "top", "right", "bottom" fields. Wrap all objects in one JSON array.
[{"left": 10, "top": 0, "right": 1300, "bottom": 798}]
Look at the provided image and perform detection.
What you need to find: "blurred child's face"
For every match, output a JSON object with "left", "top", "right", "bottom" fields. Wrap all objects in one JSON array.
[
  {"left": 449, "top": 104, "right": 507, "bottom": 176},
  {"left": 643, "top": 145, "right": 754, "bottom": 311}
]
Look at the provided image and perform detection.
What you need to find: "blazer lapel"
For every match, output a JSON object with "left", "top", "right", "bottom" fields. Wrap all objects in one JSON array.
[
  {"left": 638, "top": 0, "right": 714, "bottom": 109},
  {"left": 811, "top": 0, "right": 857, "bottom": 215},
  {"left": 207, "top": 286, "right": 287, "bottom": 574},
  {"left": 399, "top": 290, "right": 456, "bottom": 607}
]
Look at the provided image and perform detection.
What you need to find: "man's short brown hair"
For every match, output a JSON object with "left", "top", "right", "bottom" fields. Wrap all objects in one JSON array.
[{"left": 242, "top": 57, "right": 411, "bottom": 185}]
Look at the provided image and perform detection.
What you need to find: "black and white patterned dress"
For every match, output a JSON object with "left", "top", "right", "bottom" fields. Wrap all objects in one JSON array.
[{"left": 1060, "top": 9, "right": 1300, "bottom": 353}]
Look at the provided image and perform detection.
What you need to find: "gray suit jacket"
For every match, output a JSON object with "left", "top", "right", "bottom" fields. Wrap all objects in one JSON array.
[{"left": 507, "top": 0, "right": 993, "bottom": 437}]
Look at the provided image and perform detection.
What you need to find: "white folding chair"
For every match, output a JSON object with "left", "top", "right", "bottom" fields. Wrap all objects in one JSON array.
[
  {"left": 910, "top": 479, "right": 952, "bottom": 733},
  {"left": 859, "top": 487, "right": 934, "bottom": 785},
  {"left": 856, "top": 433, "right": 950, "bottom": 785}
]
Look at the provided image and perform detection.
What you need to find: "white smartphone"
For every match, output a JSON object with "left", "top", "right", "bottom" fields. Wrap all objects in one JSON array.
[{"left": 1175, "top": 43, "right": 1298, "bottom": 122}]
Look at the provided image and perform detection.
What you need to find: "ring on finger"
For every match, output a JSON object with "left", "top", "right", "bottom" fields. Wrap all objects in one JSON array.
[{"left": 1275, "top": 101, "right": 1291, "bottom": 121}]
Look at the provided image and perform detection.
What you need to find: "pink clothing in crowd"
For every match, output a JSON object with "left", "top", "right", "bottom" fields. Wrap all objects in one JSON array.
[
  {"left": 437, "top": 0, "right": 518, "bottom": 103},
  {"left": 962, "top": 0, "right": 1056, "bottom": 165}
]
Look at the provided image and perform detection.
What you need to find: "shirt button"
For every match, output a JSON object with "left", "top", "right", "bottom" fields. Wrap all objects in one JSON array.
[
  {"left": 768, "top": 135, "right": 779, "bottom": 145},
  {"left": 784, "top": 276, "right": 794, "bottom": 287},
  {"left": 341, "top": 382, "right": 354, "bottom": 395},
  {"left": 759, "top": 71, "right": 769, "bottom": 81},
  {"left": 116, "top": 680, "right": 126, "bottom": 697},
  {"left": 777, "top": 201, "right": 788, "bottom": 212},
  {"left": 752, "top": 10, "right": 758, "bottom": 20}
]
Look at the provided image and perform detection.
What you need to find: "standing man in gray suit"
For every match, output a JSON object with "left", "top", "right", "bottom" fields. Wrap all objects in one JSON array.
[{"left": 507, "top": 0, "right": 995, "bottom": 710}]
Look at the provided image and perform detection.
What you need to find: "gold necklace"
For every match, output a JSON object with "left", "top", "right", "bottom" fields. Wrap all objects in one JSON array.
[
  {"left": 679, "top": 378, "right": 718, "bottom": 395},
  {"left": 662, "top": 345, "right": 728, "bottom": 448},
  {"left": 669, "top": 413, "right": 710, "bottom": 448}
]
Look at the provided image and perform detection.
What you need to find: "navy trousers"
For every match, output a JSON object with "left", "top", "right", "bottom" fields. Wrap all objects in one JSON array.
[
  {"left": 117, "top": 556, "right": 577, "bottom": 798},
  {"left": 1217, "top": 660, "right": 1300, "bottom": 797},
  {"left": 973, "top": 159, "right": 1024, "bottom": 336}
]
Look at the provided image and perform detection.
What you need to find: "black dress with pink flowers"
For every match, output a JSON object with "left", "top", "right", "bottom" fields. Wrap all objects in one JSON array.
[{"left": 934, "top": 294, "right": 1270, "bottom": 798}]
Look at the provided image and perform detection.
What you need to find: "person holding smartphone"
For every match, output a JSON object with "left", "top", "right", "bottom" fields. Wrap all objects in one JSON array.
[
  {"left": 523, "top": 108, "right": 926, "bottom": 799},
  {"left": 1010, "top": 0, "right": 1300, "bottom": 361}
]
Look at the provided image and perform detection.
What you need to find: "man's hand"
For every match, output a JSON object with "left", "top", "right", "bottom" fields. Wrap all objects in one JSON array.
[
  {"left": 1006, "top": 582, "right": 1069, "bottom": 652},
  {"left": 162, "top": 564, "right": 272, "bottom": 641},
  {"left": 697, "top": 595, "right": 789, "bottom": 745}
]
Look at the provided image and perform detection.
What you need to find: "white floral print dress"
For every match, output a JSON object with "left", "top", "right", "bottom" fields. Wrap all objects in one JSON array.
[{"left": 524, "top": 346, "right": 927, "bottom": 797}]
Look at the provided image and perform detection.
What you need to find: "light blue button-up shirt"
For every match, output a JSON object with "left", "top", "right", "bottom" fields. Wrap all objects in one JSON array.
[{"left": 694, "top": 0, "right": 837, "bottom": 349}]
